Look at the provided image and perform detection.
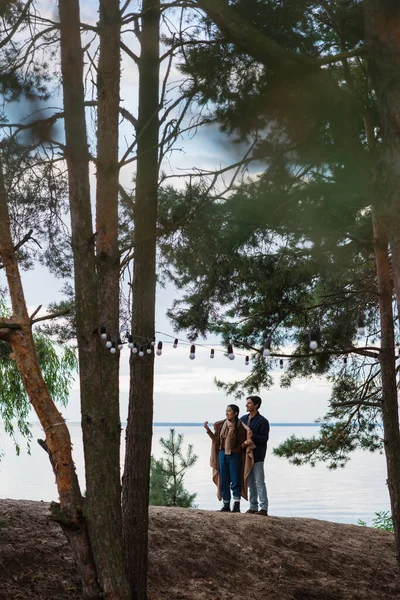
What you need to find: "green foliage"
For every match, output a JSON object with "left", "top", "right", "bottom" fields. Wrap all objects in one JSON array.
[
  {"left": 358, "top": 511, "right": 394, "bottom": 533},
  {"left": 149, "top": 428, "right": 198, "bottom": 508},
  {"left": 1, "top": 138, "right": 72, "bottom": 277},
  {"left": 0, "top": 1, "right": 54, "bottom": 102},
  {"left": 0, "top": 300, "right": 78, "bottom": 457},
  {"left": 158, "top": 1, "right": 390, "bottom": 470}
]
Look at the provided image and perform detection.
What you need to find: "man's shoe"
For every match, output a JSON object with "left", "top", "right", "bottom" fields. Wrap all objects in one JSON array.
[
  {"left": 219, "top": 504, "right": 231, "bottom": 512},
  {"left": 246, "top": 509, "right": 257, "bottom": 514},
  {"left": 232, "top": 501, "right": 241, "bottom": 513},
  {"left": 256, "top": 509, "right": 269, "bottom": 516}
]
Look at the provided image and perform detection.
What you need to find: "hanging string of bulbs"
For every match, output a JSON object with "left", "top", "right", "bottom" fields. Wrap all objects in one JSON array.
[{"left": 98, "top": 314, "right": 369, "bottom": 369}]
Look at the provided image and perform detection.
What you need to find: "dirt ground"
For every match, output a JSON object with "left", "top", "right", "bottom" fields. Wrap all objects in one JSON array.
[{"left": 0, "top": 499, "right": 399, "bottom": 600}]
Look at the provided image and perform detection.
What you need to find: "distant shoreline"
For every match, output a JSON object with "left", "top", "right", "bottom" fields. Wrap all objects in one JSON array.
[
  {"left": 49, "top": 421, "right": 321, "bottom": 427},
  {"left": 152, "top": 422, "right": 320, "bottom": 427}
]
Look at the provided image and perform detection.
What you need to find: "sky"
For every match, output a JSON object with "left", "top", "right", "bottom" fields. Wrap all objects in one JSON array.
[
  {"left": 1, "top": 0, "right": 333, "bottom": 426},
  {"left": 19, "top": 266, "right": 332, "bottom": 425}
]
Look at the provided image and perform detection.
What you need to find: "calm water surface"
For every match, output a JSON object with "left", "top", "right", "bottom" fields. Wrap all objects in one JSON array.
[{"left": 0, "top": 423, "right": 389, "bottom": 525}]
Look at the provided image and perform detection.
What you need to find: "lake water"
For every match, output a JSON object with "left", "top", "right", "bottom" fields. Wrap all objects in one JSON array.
[{"left": 0, "top": 423, "right": 389, "bottom": 526}]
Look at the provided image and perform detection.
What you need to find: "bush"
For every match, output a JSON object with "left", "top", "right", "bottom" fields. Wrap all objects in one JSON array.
[{"left": 358, "top": 511, "right": 394, "bottom": 533}]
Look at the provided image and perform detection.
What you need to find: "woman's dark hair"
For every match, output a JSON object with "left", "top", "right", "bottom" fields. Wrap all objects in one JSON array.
[{"left": 227, "top": 404, "right": 240, "bottom": 447}]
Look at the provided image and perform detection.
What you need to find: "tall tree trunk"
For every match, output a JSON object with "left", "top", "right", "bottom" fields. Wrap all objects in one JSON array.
[
  {"left": 122, "top": 0, "right": 160, "bottom": 598},
  {"left": 0, "top": 155, "right": 101, "bottom": 599},
  {"left": 365, "top": 1, "right": 400, "bottom": 317},
  {"left": 91, "top": 0, "right": 130, "bottom": 596},
  {"left": 58, "top": 0, "right": 129, "bottom": 597},
  {"left": 372, "top": 210, "right": 400, "bottom": 568}
]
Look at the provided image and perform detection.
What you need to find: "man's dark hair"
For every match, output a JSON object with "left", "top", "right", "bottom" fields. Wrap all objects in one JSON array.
[{"left": 247, "top": 395, "right": 262, "bottom": 409}]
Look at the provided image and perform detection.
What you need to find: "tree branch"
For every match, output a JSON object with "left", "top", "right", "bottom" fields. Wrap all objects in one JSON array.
[
  {"left": 31, "top": 308, "right": 71, "bottom": 325},
  {"left": 194, "top": 0, "right": 363, "bottom": 70}
]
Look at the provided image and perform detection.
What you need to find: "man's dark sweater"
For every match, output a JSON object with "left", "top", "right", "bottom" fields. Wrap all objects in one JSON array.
[{"left": 240, "top": 412, "right": 270, "bottom": 463}]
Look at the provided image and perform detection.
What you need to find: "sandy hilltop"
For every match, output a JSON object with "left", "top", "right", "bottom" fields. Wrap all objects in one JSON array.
[{"left": 0, "top": 499, "right": 399, "bottom": 600}]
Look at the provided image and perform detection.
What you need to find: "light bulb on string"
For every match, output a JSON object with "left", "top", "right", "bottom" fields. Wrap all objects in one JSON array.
[
  {"left": 100, "top": 325, "right": 107, "bottom": 340},
  {"left": 210, "top": 348, "right": 215, "bottom": 359},
  {"left": 309, "top": 330, "right": 318, "bottom": 351},
  {"left": 105, "top": 336, "right": 112, "bottom": 349},
  {"left": 173, "top": 338, "right": 178, "bottom": 348},
  {"left": 110, "top": 342, "right": 117, "bottom": 354},
  {"left": 132, "top": 342, "right": 138, "bottom": 354},
  {"left": 156, "top": 341, "right": 163, "bottom": 356},
  {"left": 279, "top": 358, "right": 284, "bottom": 369},
  {"left": 138, "top": 345, "right": 144, "bottom": 357},
  {"left": 146, "top": 344, "right": 152, "bottom": 355},
  {"left": 357, "top": 315, "right": 365, "bottom": 336},
  {"left": 227, "top": 343, "right": 235, "bottom": 361},
  {"left": 245, "top": 355, "right": 250, "bottom": 366},
  {"left": 128, "top": 335, "right": 134, "bottom": 349},
  {"left": 262, "top": 338, "right": 271, "bottom": 357},
  {"left": 311, "top": 359, "right": 317, "bottom": 370},
  {"left": 189, "top": 344, "right": 196, "bottom": 360},
  {"left": 151, "top": 337, "right": 156, "bottom": 347},
  {"left": 118, "top": 337, "right": 123, "bottom": 351}
]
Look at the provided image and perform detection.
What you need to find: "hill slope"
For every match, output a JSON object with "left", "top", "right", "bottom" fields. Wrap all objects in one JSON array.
[{"left": 0, "top": 500, "right": 398, "bottom": 600}]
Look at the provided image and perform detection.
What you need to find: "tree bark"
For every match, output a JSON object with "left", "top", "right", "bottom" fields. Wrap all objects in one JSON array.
[
  {"left": 372, "top": 210, "right": 400, "bottom": 569},
  {"left": 364, "top": 1, "right": 400, "bottom": 318},
  {"left": 122, "top": 0, "right": 160, "bottom": 598},
  {"left": 0, "top": 154, "right": 101, "bottom": 599},
  {"left": 58, "top": 0, "right": 129, "bottom": 597}
]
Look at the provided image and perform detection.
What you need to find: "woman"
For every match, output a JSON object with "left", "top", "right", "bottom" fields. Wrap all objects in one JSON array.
[{"left": 204, "top": 404, "right": 254, "bottom": 513}]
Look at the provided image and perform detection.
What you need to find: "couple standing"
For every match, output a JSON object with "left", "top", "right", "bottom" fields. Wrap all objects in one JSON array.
[{"left": 203, "top": 395, "right": 269, "bottom": 515}]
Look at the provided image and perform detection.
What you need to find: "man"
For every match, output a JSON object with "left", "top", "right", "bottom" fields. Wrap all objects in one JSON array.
[{"left": 240, "top": 395, "right": 270, "bottom": 516}]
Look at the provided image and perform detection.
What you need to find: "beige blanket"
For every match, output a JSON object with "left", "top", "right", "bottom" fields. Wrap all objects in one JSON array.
[{"left": 208, "top": 419, "right": 254, "bottom": 501}]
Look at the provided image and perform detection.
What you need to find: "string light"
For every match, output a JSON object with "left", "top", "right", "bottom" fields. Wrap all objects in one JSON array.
[
  {"left": 309, "top": 330, "right": 318, "bottom": 351},
  {"left": 263, "top": 338, "right": 271, "bottom": 357},
  {"left": 357, "top": 315, "right": 365, "bottom": 336},
  {"left": 98, "top": 324, "right": 386, "bottom": 374}
]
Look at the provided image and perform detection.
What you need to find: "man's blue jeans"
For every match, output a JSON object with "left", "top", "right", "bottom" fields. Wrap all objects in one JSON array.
[
  {"left": 248, "top": 461, "right": 268, "bottom": 511},
  {"left": 218, "top": 450, "right": 242, "bottom": 503}
]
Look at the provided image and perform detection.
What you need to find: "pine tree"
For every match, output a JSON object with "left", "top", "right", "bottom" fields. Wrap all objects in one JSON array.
[{"left": 149, "top": 429, "right": 198, "bottom": 508}]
